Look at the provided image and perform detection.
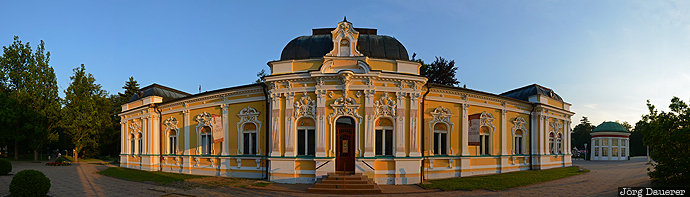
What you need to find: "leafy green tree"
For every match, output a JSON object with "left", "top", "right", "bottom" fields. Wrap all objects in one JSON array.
[
  {"left": 413, "top": 54, "right": 460, "bottom": 87},
  {"left": 256, "top": 69, "right": 268, "bottom": 83},
  {"left": 636, "top": 97, "right": 690, "bottom": 186},
  {"left": 61, "top": 64, "right": 111, "bottom": 162},
  {"left": 571, "top": 117, "right": 596, "bottom": 159},
  {"left": 102, "top": 77, "right": 139, "bottom": 157},
  {"left": 0, "top": 36, "right": 60, "bottom": 161},
  {"left": 629, "top": 125, "right": 646, "bottom": 156}
]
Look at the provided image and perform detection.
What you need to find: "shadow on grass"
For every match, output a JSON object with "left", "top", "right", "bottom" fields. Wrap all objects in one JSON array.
[{"left": 420, "top": 166, "right": 589, "bottom": 191}]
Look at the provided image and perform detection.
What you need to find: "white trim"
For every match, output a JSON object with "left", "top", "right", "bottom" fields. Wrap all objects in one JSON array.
[
  {"left": 237, "top": 107, "right": 261, "bottom": 155},
  {"left": 429, "top": 106, "right": 453, "bottom": 156}
]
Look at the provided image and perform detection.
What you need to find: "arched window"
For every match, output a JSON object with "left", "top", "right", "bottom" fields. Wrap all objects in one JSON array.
[
  {"left": 200, "top": 126, "right": 212, "bottom": 155},
  {"left": 549, "top": 132, "right": 555, "bottom": 154},
  {"left": 479, "top": 127, "right": 491, "bottom": 155},
  {"left": 433, "top": 123, "right": 449, "bottom": 155},
  {"left": 130, "top": 134, "right": 135, "bottom": 155},
  {"left": 297, "top": 118, "right": 315, "bottom": 156},
  {"left": 242, "top": 123, "right": 257, "bottom": 155},
  {"left": 375, "top": 118, "right": 394, "bottom": 156},
  {"left": 556, "top": 133, "right": 563, "bottom": 154},
  {"left": 137, "top": 133, "right": 143, "bottom": 155},
  {"left": 339, "top": 39, "right": 350, "bottom": 56},
  {"left": 169, "top": 130, "right": 177, "bottom": 154},
  {"left": 514, "top": 129, "right": 524, "bottom": 155}
]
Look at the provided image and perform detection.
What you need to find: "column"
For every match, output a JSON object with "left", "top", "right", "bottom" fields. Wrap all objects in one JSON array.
[
  {"left": 500, "top": 110, "right": 507, "bottom": 155},
  {"left": 183, "top": 109, "right": 190, "bottom": 155},
  {"left": 598, "top": 139, "right": 602, "bottom": 160},
  {"left": 625, "top": 139, "right": 629, "bottom": 159},
  {"left": 121, "top": 122, "right": 126, "bottom": 154},
  {"left": 284, "top": 92, "right": 295, "bottom": 157},
  {"left": 461, "top": 104, "right": 470, "bottom": 156},
  {"left": 539, "top": 116, "right": 546, "bottom": 154},
  {"left": 618, "top": 139, "right": 622, "bottom": 159},
  {"left": 590, "top": 138, "right": 595, "bottom": 160},
  {"left": 562, "top": 120, "right": 568, "bottom": 154},
  {"left": 270, "top": 93, "right": 282, "bottom": 157},
  {"left": 395, "top": 92, "right": 406, "bottom": 157},
  {"left": 409, "top": 92, "right": 421, "bottom": 157},
  {"left": 144, "top": 118, "right": 148, "bottom": 154},
  {"left": 315, "top": 90, "right": 327, "bottom": 157},
  {"left": 607, "top": 138, "right": 612, "bottom": 160},
  {"left": 363, "top": 90, "right": 375, "bottom": 157},
  {"left": 221, "top": 104, "right": 229, "bottom": 155},
  {"left": 153, "top": 115, "right": 160, "bottom": 155}
]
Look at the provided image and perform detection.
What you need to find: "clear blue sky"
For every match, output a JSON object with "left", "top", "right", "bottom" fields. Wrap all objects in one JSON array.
[{"left": 2, "top": 0, "right": 689, "bottom": 127}]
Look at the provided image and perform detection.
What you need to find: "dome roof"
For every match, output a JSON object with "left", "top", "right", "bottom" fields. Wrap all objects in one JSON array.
[
  {"left": 280, "top": 28, "right": 409, "bottom": 61},
  {"left": 592, "top": 122, "right": 629, "bottom": 133}
]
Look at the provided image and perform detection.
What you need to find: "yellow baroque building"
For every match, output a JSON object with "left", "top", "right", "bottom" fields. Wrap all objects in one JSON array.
[{"left": 119, "top": 19, "right": 575, "bottom": 185}]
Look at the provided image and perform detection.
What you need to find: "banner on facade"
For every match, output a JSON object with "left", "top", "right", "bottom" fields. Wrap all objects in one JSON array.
[
  {"left": 211, "top": 114, "right": 223, "bottom": 143},
  {"left": 468, "top": 114, "right": 481, "bottom": 146}
]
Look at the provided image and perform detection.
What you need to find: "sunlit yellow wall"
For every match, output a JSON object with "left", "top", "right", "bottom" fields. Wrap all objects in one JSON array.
[
  {"left": 227, "top": 100, "right": 267, "bottom": 155},
  {"left": 366, "top": 59, "right": 396, "bottom": 72}
]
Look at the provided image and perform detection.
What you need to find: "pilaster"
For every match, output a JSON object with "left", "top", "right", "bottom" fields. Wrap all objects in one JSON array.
[
  {"left": 394, "top": 92, "right": 406, "bottom": 157},
  {"left": 121, "top": 122, "right": 125, "bottom": 154},
  {"left": 284, "top": 92, "right": 296, "bottom": 156},
  {"left": 316, "top": 89, "right": 327, "bottom": 157},
  {"left": 183, "top": 109, "right": 190, "bottom": 155},
  {"left": 270, "top": 92, "right": 282, "bottom": 157},
  {"left": 363, "top": 89, "right": 375, "bottom": 157},
  {"left": 221, "top": 103, "right": 229, "bottom": 155},
  {"left": 409, "top": 92, "right": 421, "bottom": 157},
  {"left": 500, "top": 109, "right": 507, "bottom": 155},
  {"left": 461, "top": 104, "right": 469, "bottom": 156}
]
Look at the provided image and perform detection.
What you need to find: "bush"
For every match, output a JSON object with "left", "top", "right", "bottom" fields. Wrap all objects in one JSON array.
[
  {"left": 10, "top": 170, "right": 51, "bottom": 196},
  {"left": 55, "top": 157, "right": 65, "bottom": 163},
  {"left": 0, "top": 158, "right": 11, "bottom": 175}
]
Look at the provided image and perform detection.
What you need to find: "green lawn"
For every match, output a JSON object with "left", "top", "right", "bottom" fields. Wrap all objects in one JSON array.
[
  {"left": 98, "top": 167, "right": 207, "bottom": 185},
  {"left": 421, "top": 166, "right": 589, "bottom": 191}
]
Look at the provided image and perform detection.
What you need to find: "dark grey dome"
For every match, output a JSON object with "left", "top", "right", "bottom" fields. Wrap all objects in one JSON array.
[{"left": 280, "top": 31, "right": 409, "bottom": 61}]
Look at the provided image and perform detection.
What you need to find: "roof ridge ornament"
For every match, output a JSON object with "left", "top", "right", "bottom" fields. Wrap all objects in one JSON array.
[{"left": 326, "top": 19, "right": 362, "bottom": 57}]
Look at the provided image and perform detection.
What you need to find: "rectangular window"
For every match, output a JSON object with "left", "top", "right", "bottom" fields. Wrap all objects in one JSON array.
[
  {"left": 433, "top": 132, "right": 447, "bottom": 155},
  {"left": 515, "top": 136, "right": 523, "bottom": 155},
  {"left": 622, "top": 148, "right": 626, "bottom": 157},
  {"left": 480, "top": 135, "right": 490, "bottom": 155},
  {"left": 201, "top": 134, "right": 212, "bottom": 155},
  {"left": 375, "top": 129, "right": 393, "bottom": 156},
  {"left": 595, "top": 147, "right": 599, "bottom": 156},
  {"left": 131, "top": 139, "right": 135, "bottom": 155},
  {"left": 169, "top": 136, "right": 177, "bottom": 154},
  {"left": 138, "top": 138, "right": 143, "bottom": 154},
  {"left": 243, "top": 132, "right": 256, "bottom": 155},
  {"left": 298, "top": 129, "right": 315, "bottom": 156},
  {"left": 602, "top": 148, "right": 608, "bottom": 156}
]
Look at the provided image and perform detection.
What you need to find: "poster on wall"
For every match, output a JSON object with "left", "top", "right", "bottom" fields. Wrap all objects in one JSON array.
[
  {"left": 211, "top": 114, "right": 223, "bottom": 143},
  {"left": 468, "top": 114, "right": 481, "bottom": 146}
]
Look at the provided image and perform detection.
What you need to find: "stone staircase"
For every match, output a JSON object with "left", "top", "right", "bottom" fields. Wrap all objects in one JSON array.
[{"left": 307, "top": 171, "right": 382, "bottom": 194}]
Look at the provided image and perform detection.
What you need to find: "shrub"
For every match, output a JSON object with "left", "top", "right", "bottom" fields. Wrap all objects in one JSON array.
[
  {"left": 55, "top": 157, "right": 65, "bottom": 163},
  {"left": 0, "top": 158, "right": 11, "bottom": 175},
  {"left": 10, "top": 170, "right": 51, "bottom": 196}
]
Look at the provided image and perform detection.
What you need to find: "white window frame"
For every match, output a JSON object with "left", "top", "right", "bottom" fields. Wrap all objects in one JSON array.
[
  {"left": 479, "top": 129, "right": 491, "bottom": 155},
  {"left": 557, "top": 133, "right": 563, "bottom": 154},
  {"left": 137, "top": 132, "right": 143, "bottom": 155},
  {"left": 549, "top": 132, "right": 555, "bottom": 154},
  {"left": 200, "top": 127, "right": 212, "bottom": 155},
  {"left": 297, "top": 124, "right": 315, "bottom": 156},
  {"left": 514, "top": 130, "right": 524, "bottom": 155},
  {"left": 432, "top": 123, "right": 450, "bottom": 155},
  {"left": 242, "top": 123, "right": 257, "bottom": 155},
  {"left": 168, "top": 130, "right": 177, "bottom": 154},
  {"left": 130, "top": 134, "right": 135, "bottom": 155},
  {"left": 375, "top": 119, "right": 394, "bottom": 156}
]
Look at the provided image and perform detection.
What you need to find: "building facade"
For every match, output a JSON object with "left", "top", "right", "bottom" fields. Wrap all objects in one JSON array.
[
  {"left": 119, "top": 20, "right": 574, "bottom": 185},
  {"left": 590, "top": 122, "right": 630, "bottom": 161}
]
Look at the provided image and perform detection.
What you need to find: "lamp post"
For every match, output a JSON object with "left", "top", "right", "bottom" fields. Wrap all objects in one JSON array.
[{"left": 584, "top": 143, "right": 588, "bottom": 160}]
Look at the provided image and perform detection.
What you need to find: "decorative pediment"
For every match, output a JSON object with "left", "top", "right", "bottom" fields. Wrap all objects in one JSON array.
[
  {"left": 319, "top": 59, "right": 371, "bottom": 74},
  {"left": 327, "top": 18, "right": 362, "bottom": 57},
  {"left": 550, "top": 121, "right": 563, "bottom": 132},
  {"left": 512, "top": 116, "right": 527, "bottom": 134},
  {"left": 237, "top": 107, "right": 260, "bottom": 124},
  {"left": 328, "top": 96, "right": 362, "bottom": 123},
  {"left": 195, "top": 112, "right": 213, "bottom": 129},
  {"left": 129, "top": 120, "right": 141, "bottom": 134},
  {"left": 293, "top": 95, "right": 316, "bottom": 118},
  {"left": 430, "top": 106, "right": 452, "bottom": 124},
  {"left": 374, "top": 96, "right": 396, "bottom": 118},
  {"left": 480, "top": 111, "right": 495, "bottom": 130},
  {"left": 163, "top": 117, "right": 179, "bottom": 131}
]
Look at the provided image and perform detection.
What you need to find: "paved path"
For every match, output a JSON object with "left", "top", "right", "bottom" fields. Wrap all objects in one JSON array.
[{"left": 0, "top": 157, "right": 651, "bottom": 197}]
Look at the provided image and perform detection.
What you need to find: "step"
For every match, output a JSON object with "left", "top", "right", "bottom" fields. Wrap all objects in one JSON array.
[
  {"left": 306, "top": 187, "right": 382, "bottom": 194},
  {"left": 324, "top": 175, "right": 367, "bottom": 180},
  {"left": 320, "top": 179, "right": 369, "bottom": 184},
  {"left": 328, "top": 172, "right": 361, "bottom": 176},
  {"left": 311, "top": 183, "right": 377, "bottom": 189}
]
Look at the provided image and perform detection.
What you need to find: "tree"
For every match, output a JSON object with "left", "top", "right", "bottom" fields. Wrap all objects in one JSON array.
[
  {"left": 102, "top": 77, "right": 139, "bottom": 157},
  {"left": 0, "top": 36, "right": 60, "bottom": 161},
  {"left": 255, "top": 69, "right": 268, "bottom": 83},
  {"left": 571, "top": 117, "right": 596, "bottom": 159},
  {"left": 413, "top": 54, "right": 460, "bottom": 86},
  {"left": 61, "top": 64, "right": 111, "bottom": 162},
  {"left": 635, "top": 97, "right": 690, "bottom": 186},
  {"left": 629, "top": 124, "right": 646, "bottom": 156}
]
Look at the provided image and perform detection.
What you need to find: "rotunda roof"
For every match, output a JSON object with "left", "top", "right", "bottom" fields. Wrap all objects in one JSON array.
[
  {"left": 280, "top": 30, "right": 409, "bottom": 61},
  {"left": 592, "top": 122, "right": 629, "bottom": 133}
]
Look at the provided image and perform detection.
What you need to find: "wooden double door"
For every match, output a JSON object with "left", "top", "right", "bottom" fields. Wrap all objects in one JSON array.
[{"left": 335, "top": 117, "right": 355, "bottom": 172}]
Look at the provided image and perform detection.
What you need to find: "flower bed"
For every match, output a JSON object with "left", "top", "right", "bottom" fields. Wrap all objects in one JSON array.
[{"left": 45, "top": 162, "right": 71, "bottom": 166}]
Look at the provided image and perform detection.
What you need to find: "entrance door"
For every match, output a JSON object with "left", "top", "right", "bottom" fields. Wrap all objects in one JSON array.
[{"left": 335, "top": 117, "right": 355, "bottom": 172}]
